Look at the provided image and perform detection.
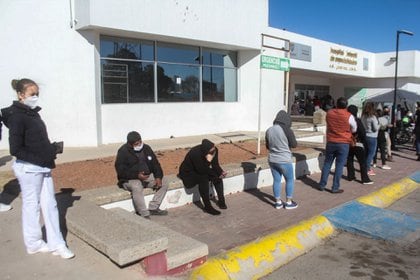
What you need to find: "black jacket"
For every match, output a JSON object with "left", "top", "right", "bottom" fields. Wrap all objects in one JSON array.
[
  {"left": 115, "top": 143, "right": 163, "bottom": 186},
  {"left": 1, "top": 101, "right": 57, "bottom": 168},
  {"left": 178, "top": 139, "right": 223, "bottom": 180}
]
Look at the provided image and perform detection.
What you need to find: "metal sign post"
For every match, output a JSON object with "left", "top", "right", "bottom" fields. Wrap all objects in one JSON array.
[{"left": 257, "top": 34, "right": 290, "bottom": 155}]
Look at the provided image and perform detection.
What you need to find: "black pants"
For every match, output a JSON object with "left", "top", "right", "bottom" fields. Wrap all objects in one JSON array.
[
  {"left": 181, "top": 173, "right": 225, "bottom": 207},
  {"left": 374, "top": 130, "right": 387, "bottom": 165},
  {"left": 347, "top": 145, "right": 370, "bottom": 182}
]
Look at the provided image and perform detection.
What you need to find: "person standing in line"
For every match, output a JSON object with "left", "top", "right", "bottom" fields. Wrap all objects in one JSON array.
[
  {"left": 265, "top": 110, "right": 298, "bottom": 209},
  {"left": 178, "top": 139, "right": 227, "bottom": 215},
  {"left": 1, "top": 79, "right": 74, "bottom": 258},
  {"left": 361, "top": 102, "right": 379, "bottom": 176},
  {"left": 373, "top": 109, "right": 391, "bottom": 170},
  {"left": 415, "top": 102, "right": 420, "bottom": 161},
  {"left": 346, "top": 105, "right": 373, "bottom": 185},
  {"left": 382, "top": 106, "right": 393, "bottom": 162},
  {"left": 115, "top": 131, "right": 168, "bottom": 219},
  {"left": 318, "top": 97, "right": 357, "bottom": 193}
]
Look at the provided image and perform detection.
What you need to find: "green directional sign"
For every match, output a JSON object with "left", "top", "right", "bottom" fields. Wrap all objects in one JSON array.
[{"left": 260, "top": 55, "right": 290, "bottom": 71}]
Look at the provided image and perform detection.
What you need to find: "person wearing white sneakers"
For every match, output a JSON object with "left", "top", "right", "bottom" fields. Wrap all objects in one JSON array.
[
  {"left": 0, "top": 203, "right": 12, "bottom": 212},
  {"left": 1, "top": 79, "right": 74, "bottom": 259},
  {"left": 266, "top": 110, "right": 298, "bottom": 209}
]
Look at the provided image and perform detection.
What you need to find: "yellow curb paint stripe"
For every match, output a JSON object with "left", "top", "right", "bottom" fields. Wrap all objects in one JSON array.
[
  {"left": 357, "top": 177, "right": 419, "bottom": 208},
  {"left": 189, "top": 215, "right": 335, "bottom": 280}
]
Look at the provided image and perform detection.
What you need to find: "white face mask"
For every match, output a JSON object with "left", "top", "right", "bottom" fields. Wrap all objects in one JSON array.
[
  {"left": 23, "top": 95, "right": 39, "bottom": 109},
  {"left": 133, "top": 143, "right": 144, "bottom": 152}
]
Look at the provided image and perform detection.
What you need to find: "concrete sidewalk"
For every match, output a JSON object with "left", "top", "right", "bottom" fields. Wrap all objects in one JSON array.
[{"left": 0, "top": 134, "right": 419, "bottom": 279}]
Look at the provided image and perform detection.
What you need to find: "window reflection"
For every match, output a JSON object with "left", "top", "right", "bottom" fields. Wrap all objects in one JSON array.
[
  {"left": 203, "top": 67, "right": 237, "bottom": 102},
  {"left": 157, "top": 42, "right": 199, "bottom": 64},
  {"left": 157, "top": 63, "right": 199, "bottom": 102},
  {"left": 100, "top": 36, "right": 238, "bottom": 104}
]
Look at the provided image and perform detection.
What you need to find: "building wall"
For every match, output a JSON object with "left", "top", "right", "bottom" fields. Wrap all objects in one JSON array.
[{"left": 0, "top": 0, "right": 101, "bottom": 149}]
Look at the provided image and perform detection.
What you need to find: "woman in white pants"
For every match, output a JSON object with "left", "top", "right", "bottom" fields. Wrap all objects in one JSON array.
[{"left": 2, "top": 78, "right": 74, "bottom": 259}]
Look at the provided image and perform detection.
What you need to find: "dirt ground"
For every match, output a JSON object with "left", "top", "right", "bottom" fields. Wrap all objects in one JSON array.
[{"left": 49, "top": 140, "right": 272, "bottom": 192}]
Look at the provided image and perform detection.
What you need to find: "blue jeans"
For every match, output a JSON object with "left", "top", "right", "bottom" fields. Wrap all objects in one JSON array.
[
  {"left": 365, "top": 136, "right": 378, "bottom": 168},
  {"left": 319, "top": 142, "right": 349, "bottom": 191},
  {"left": 269, "top": 162, "right": 294, "bottom": 200}
]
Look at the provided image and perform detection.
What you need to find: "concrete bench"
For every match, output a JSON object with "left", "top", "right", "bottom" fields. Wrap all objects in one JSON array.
[{"left": 66, "top": 198, "right": 208, "bottom": 275}]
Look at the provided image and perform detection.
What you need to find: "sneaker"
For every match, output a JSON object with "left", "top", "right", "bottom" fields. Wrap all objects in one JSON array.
[
  {"left": 372, "top": 164, "right": 377, "bottom": 168},
  {"left": 52, "top": 247, "right": 75, "bottom": 259},
  {"left": 204, "top": 205, "right": 221, "bottom": 215},
  {"left": 217, "top": 201, "right": 227, "bottom": 209},
  {"left": 149, "top": 209, "right": 168, "bottom": 216},
  {"left": 381, "top": 165, "right": 391, "bottom": 170},
  {"left": 362, "top": 180, "right": 374, "bottom": 185},
  {"left": 367, "top": 169, "right": 376, "bottom": 176},
  {"left": 331, "top": 189, "right": 344, "bottom": 194},
  {"left": 0, "top": 203, "right": 12, "bottom": 212},
  {"left": 27, "top": 242, "right": 49, "bottom": 255},
  {"left": 285, "top": 200, "right": 298, "bottom": 210},
  {"left": 274, "top": 201, "right": 283, "bottom": 209}
]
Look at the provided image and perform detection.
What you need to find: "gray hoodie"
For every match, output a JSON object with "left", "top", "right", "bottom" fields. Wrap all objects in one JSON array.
[{"left": 265, "top": 110, "right": 297, "bottom": 164}]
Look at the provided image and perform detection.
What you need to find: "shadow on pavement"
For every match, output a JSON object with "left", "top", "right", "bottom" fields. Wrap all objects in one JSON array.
[{"left": 56, "top": 188, "right": 81, "bottom": 239}]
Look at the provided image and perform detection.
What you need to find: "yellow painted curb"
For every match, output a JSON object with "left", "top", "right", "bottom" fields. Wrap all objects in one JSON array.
[
  {"left": 357, "top": 177, "right": 419, "bottom": 208},
  {"left": 189, "top": 215, "right": 334, "bottom": 280}
]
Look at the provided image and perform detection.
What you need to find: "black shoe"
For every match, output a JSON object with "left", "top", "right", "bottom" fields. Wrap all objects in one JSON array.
[
  {"left": 347, "top": 176, "right": 356, "bottom": 181},
  {"left": 204, "top": 205, "right": 221, "bottom": 215},
  {"left": 317, "top": 186, "right": 325, "bottom": 192},
  {"left": 217, "top": 201, "right": 227, "bottom": 209},
  {"left": 143, "top": 215, "right": 151, "bottom": 220},
  {"left": 149, "top": 209, "right": 168, "bottom": 216},
  {"left": 331, "top": 189, "right": 344, "bottom": 194}
]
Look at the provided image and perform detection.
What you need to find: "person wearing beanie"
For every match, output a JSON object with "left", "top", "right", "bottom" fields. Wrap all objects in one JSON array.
[
  {"left": 318, "top": 97, "right": 357, "bottom": 193},
  {"left": 115, "top": 131, "right": 168, "bottom": 219},
  {"left": 178, "top": 139, "right": 227, "bottom": 215}
]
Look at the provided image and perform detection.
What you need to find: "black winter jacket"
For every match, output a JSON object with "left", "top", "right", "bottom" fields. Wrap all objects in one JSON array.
[
  {"left": 1, "top": 101, "right": 57, "bottom": 168},
  {"left": 115, "top": 143, "right": 163, "bottom": 186},
  {"left": 178, "top": 139, "right": 223, "bottom": 180}
]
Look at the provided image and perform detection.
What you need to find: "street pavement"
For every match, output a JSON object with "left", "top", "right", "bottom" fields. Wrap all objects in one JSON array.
[
  {"left": 262, "top": 189, "right": 420, "bottom": 280},
  {"left": 0, "top": 139, "right": 419, "bottom": 279}
]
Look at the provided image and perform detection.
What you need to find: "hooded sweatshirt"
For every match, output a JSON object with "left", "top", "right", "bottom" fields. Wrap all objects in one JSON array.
[
  {"left": 265, "top": 110, "right": 297, "bottom": 164},
  {"left": 178, "top": 139, "right": 223, "bottom": 179}
]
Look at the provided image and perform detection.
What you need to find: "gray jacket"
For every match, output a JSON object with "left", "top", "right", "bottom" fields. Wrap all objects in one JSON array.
[{"left": 265, "top": 110, "right": 297, "bottom": 164}]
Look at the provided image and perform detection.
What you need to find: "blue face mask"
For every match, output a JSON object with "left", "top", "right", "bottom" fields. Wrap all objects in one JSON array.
[{"left": 23, "top": 95, "right": 39, "bottom": 109}]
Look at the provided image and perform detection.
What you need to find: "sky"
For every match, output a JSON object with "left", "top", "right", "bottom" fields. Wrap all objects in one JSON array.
[{"left": 269, "top": 0, "right": 420, "bottom": 53}]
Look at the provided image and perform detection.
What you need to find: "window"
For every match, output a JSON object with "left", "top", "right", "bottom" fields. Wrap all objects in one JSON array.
[{"left": 100, "top": 36, "right": 238, "bottom": 104}]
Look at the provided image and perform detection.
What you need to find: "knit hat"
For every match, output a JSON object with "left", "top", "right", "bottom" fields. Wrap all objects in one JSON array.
[{"left": 127, "top": 131, "right": 141, "bottom": 144}]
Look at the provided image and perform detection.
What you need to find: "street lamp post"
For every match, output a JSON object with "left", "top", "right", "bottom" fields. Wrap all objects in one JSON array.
[{"left": 391, "top": 29, "right": 414, "bottom": 150}]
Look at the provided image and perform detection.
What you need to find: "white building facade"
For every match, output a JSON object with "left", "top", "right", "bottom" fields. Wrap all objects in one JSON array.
[{"left": 0, "top": 0, "right": 418, "bottom": 149}]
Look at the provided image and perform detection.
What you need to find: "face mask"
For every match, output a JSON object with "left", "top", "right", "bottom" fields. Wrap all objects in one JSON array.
[
  {"left": 23, "top": 95, "right": 39, "bottom": 109},
  {"left": 133, "top": 143, "right": 144, "bottom": 152}
]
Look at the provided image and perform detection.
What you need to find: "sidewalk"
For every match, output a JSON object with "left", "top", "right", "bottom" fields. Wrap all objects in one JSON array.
[{"left": 0, "top": 134, "right": 419, "bottom": 279}]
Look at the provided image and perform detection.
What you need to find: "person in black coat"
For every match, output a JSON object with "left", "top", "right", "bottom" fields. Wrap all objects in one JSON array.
[
  {"left": 178, "top": 139, "right": 227, "bottom": 215},
  {"left": 346, "top": 105, "right": 373, "bottom": 184},
  {"left": 2, "top": 78, "right": 73, "bottom": 258},
  {"left": 115, "top": 131, "right": 168, "bottom": 218}
]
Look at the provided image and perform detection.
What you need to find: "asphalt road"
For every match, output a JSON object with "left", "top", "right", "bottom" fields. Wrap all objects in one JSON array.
[{"left": 262, "top": 189, "right": 420, "bottom": 280}]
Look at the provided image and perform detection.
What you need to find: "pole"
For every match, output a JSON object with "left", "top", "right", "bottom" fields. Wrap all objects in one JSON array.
[
  {"left": 257, "top": 46, "right": 263, "bottom": 155},
  {"left": 390, "top": 31, "right": 399, "bottom": 150}
]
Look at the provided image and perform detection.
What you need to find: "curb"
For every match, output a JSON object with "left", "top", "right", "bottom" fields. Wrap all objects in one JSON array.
[
  {"left": 189, "top": 172, "right": 420, "bottom": 280},
  {"left": 189, "top": 215, "right": 335, "bottom": 280}
]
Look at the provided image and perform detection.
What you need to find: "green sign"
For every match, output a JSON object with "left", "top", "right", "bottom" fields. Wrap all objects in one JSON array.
[{"left": 260, "top": 55, "right": 290, "bottom": 71}]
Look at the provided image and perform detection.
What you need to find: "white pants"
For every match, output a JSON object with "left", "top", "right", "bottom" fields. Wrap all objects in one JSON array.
[{"left": 13, "top": 163, "right": 65, "bottom": 252}]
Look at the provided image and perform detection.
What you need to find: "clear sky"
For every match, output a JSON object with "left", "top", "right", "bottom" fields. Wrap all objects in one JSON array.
[{"left": 269, "top": 0, "right": 420, "bottom": 53}]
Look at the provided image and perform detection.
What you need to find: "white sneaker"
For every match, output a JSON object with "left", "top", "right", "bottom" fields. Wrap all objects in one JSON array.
[
  {"left": 381, "top": 165, "right": 391, "bottom": 170},
  {"left": 0, "top": 203, "right": 12, "bottom": 212},
  {"left": 52, "top": 247, "right": 75, "bottom": 259},
  {"left": 27, "top": 242, "right": 49, "bottom": 254}
]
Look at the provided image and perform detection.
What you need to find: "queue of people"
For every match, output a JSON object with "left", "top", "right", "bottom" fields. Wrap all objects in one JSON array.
[{"left": 1, "top": 78, "right": 416, "bottom": 261}]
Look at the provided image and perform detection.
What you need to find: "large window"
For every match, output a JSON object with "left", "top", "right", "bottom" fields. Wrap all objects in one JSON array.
[{"left": 100, "top": 36, "right": 237, "bottom": 104}]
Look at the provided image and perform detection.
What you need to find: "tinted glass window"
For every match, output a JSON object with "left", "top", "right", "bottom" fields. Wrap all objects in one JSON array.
[
  {"left": 157, "top": 63, "right": 199, "bottom": 102},
  {"left": 203, "top": 67, "right": 237, "bottom": 102},
  {"left": 202, "top": 49, "right": 237, "bottom": 67},
  {"left": 100, "top": 37, "right": 154, "bottom": 61},
  {"left": 157, "top": 42, "right": 199, "bottom": 64}
]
